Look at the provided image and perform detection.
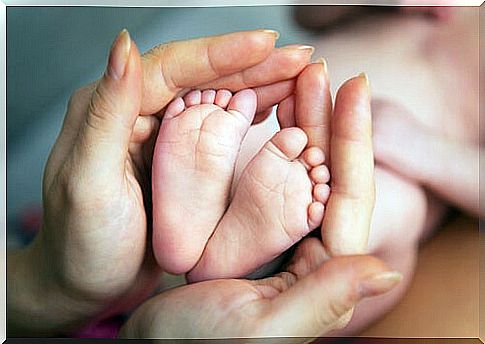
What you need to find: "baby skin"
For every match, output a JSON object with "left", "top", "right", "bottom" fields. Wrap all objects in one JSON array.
[{"left": 152, "top": 88, "right": 331, "bottom": 280}]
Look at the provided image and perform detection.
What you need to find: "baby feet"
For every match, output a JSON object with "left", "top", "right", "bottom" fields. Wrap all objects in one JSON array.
[
  {"left": 152, "top": 88, "right": 330, "bottom": 279},
  {"left": 188, "top": 127, "right": 330, "bottom": 282},
  {"left": 152, "top": 89, "right": 257, "bottom": 274}
]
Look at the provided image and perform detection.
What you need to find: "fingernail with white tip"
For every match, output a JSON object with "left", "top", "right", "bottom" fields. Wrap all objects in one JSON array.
[
  {"left": 107, "top": 29, "right": 131, "bottom": 80},
  {"left": 260, "top": 29, "right": 280, "bottom": 40}
]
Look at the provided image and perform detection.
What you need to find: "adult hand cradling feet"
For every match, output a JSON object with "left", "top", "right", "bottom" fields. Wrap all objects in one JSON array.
[
  {"left": 7, "top": 29, "right": 402, "bottom": 339},
  {"left": 121, "top": 63, "right": 402, "bottom": 338},
  {"left": 7, "top": 29, "right": 315, "bottom": 336}
]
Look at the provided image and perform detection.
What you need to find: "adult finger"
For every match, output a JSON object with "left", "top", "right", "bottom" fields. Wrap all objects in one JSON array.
[
  {"left": 322, "top": 74, "right": 374, "bottom": 256},
  {"left": 198, "top": 45, "right": 314, "bottom": 91},
  {"left": 276, "top": 94, "right": 296, "bottom": 128},
  {"left": 76, "top": 29, "right": 142, "bottom": 173},
  {"left": 140, "top": 29, "right": 279, "bottom": 114},
  {"left": 253, "top": 78, "right": 296, "bottom": 124},
  {"left": 254, "top": 79, "right": 295, "bottom": 110},
  {"left": 294, "top": 60, "right": 332, "bottom": 158},
  {"left": 257, "top": 255, "right": 401, "bottom": 337}
]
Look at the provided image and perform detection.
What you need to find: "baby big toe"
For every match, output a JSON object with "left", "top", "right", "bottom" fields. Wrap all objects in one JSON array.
[
  {"left": 267, "top": 128, "right": 308, "bottom": 161},
  {"left": 227, "top": 89, "right": 257, "bottom": 122}
]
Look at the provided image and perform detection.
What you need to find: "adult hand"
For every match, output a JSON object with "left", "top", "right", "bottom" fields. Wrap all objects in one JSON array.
[
  {"left": 7, "top": 29, "right": 313, "bottom": 336},
  {"left": 120, "top": 64, "right": 400, "bottom": 339},
  {"left": 121, "top": 244, "right": 401, "bottom": 339}
]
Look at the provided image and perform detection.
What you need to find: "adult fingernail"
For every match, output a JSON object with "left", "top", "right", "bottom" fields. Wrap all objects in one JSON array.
[
  {"left": 280, "top": 44, "right": 315, "bottom": 56},
  {"left": 359, "top": 72, "right": 370, "bottom": 88},
  {"left": 260, "top": 29, "right": 280, "bottom": 40},
  {"left": 317, "top": 57, "right": 330, "bottom": 85},
  {"left": 316, "top": 57, "right": 328, "bottom": 75},
  {"left": 359, "top": 72, "right": 371, "bottom": 98},
  {"left": 107, "top": 29, "right": 131, "bottom": 80},
  {"left": 359, "top": 271, "right": 402, "bottom": 298},
  {"left": 297, "top": 45, "right": 315, "bottom": 55}
]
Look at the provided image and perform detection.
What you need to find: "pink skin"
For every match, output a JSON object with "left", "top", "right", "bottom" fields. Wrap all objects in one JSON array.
[
  {"left": 152, "top": 85, "right": 333, "bottom": 280},
  {"left": 153, "top": 87, "right": 330, "bottom": 277},
  {"left": 152, "top": 88, "right": 258, "bottom": 274},
  {"left": 188, "top": 127, "right": 330, "bottom": 282}
]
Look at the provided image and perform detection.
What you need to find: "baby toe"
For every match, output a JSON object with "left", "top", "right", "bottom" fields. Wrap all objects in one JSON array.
[
  {"left": 301, "top": 146, "right": 325, "bottom": 169},
  {"left": 215, "top": 89, "right": 232, "bottom": 108},
  {"left": 313, "top": 183, "right": 331, "bottom": 204},
  {"left": 267, "top": 127, "right": 308, "bottom": 161},
  {"left": 308, "top": 202, "right": 325, "bottom": 229},
  {"left": 310, "top": 164, "right": 330, "bottom": 184},
  {"left": 164, "top": 97, "right": 185, "bottom": 119},
  {"left": 201, "top": 89, "right": 216, "bottom": 104},
  {"left": 227, "top": 89, "right": 257, "bottom": 122},
  {"left": 184, "top": 90, "right": 202, "bottom": 107}
]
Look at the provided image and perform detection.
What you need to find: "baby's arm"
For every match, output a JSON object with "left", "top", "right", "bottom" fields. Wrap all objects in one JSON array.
[
  {"left": 372, "top": 99, "right": 480, "bottom": 218},
  {"left": 411, "top": 137, "right": 479, "bottom": 217}
]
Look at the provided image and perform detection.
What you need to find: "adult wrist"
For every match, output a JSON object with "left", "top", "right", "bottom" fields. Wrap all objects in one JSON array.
[{"left": 7, "top": 232, "right": 102, "bottom": 336}]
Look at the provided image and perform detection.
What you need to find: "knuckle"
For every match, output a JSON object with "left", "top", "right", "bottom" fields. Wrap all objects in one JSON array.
[
  {"left": 68, "top": 83, "right": 96, "bottom": 112},
  {"left": 54, "top": 158, "right": 96, "bottom": 206},
  {"left": 144, "top": 42, "right": 180, "bottom": 91},
  {"left": 89, "top": 86, "right": 110, "bottom": 117},
  {"left": 319, "top": 296, "right": 353, "bottom": 331},
  {"left": 58, "top": 164, "right": 86, "bottom": 205},
  {"left": 85, "top": 85, "right": 119, "bottom": 133}
]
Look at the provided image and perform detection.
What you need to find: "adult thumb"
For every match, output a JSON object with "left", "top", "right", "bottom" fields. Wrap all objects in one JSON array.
[
  {"left": 262, "top": 255, "right": 402, "bottom": 337},
  {"left": 77, "top": 29, "right": 142, "bottom": 171}
]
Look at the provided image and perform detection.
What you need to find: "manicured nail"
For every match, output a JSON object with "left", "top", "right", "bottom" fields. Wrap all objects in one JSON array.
[
  {"left": 359, "top": 72, "right": 370, "bottom": 88},
  {"left": 260, "top": 29, "right": 280, "bottom": 40},
  {"left": 107, "top": 29, "right": 131, "bottom": 80},
  {"left": 316, "top": 57, "right": 328, "bottom": 75},
  {"left": 359, "top": 72, "right": 371, "bottom": 97},
  {"left": 297, "top": 45, "right": 315, "bottom": 55},
  {"left": 359, "top": 271, "right": 403, "bottom": 298}
]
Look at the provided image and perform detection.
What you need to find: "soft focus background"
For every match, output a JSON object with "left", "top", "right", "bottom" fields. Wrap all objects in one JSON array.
[{"left": 6, "top": 6, "right": 313, "bottom": 247}]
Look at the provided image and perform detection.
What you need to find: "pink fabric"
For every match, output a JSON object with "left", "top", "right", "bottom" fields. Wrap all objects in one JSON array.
[
  {"left": 69, "top": 318, "right": 123, "bottom": 338},
  {"left": 19, "top": 204, "right": 43, "bottom": 235}
]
